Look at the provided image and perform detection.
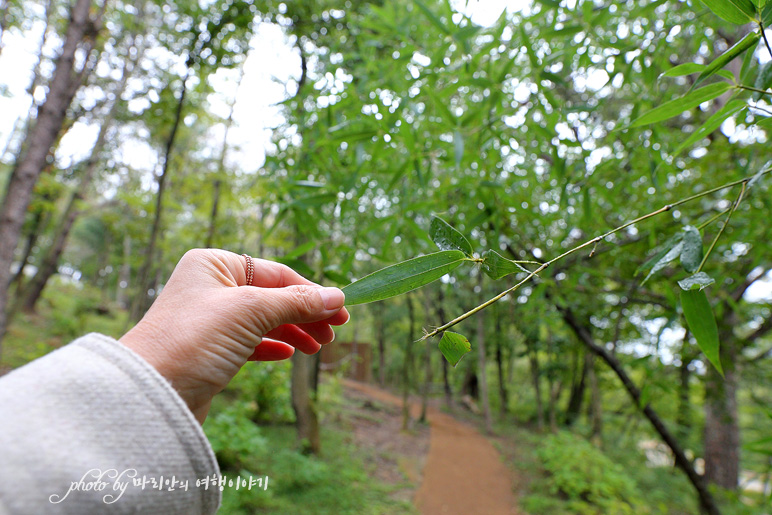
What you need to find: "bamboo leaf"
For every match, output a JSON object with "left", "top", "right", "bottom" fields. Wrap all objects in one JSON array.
[
  {"left": 642, "top": 239, "right": 685, "bottom": 284},
  {"left": 753, "top": 61, "right": 772, "bottom": 101},
  {"left": 681, "top": 289, "right": 723, "bottom": 376},
  {"left": 680, "top": 226, "right": 704, "bottom": 273},
  {"left": 660, "top": 63, "right": 707, "bottom": 78},
  {"left": 700, "top": 0, "right": 756, "bottom": 24},
  {"left": 693, "top": 31, "right": 760, "bottom": 89},
  {"left": 673, "top": 99, "right": 747, "bottom": 155},
  {"left": 413, "top": 0, "right": 452, "bottom": 35},
  {"left": 438, "top": 331, "right": 471, "bottom": 366},
  {"left": 342, "top": 250, "right": 466, "bottom": 305},
  {"left": 678, "top": 272, "right": 716, "bottom": 291},
  {"left": 748, "top": 159, "right": 772, "bottom": 188},
  {"left": 283, "top": 241, "right": 316, "bottom": 260},
  {"left": 629, "top": 82, "right": 732, "bottom": 128},
  {"left": 480, "top": 249, "right": 530, "bottom": 279},
  {"left": 430, "top": 216, "right": 474, "bottom": 255}
]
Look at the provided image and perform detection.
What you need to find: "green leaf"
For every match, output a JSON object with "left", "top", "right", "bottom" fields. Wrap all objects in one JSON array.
[
  {"left": 660, "top": 63, "right": 708, "bottom": 78},
  {"left": 700, "top": 0, "right": 756, "bottom": 24},
  {"left": 753, "top": 61, "right": 772, "bottom": 101},
  {"left": 342, "top": 250, "right": 466, "bottom": 305},
  {"left": 438, "top": 331, "right": 471, "bottom": 366},
  {"left": 693, "top": 31, "right": 760, "bottom": 89},
  {"left": 642, "top": 239, "right": 685, "bottom": 284},
  {"left": 629, "top": 82, "right": 732, "bottom": 128},
  {"left": 283, "top": 241, "right": 316, "bottom": 260},
  {"left": 681, "top": 289, "right": 723, "bottom": 375},
  {"left": 748, "top": 159, "right": 772, "bottom": 188},
  {"left": 480, "top": 250, "right": 530, "bottom": 279},
  {"left": 763, "top": 3, "right": 772, "bottom": 23},
  {"left": 678, "top": 272, "right": 716, "bottom": 291},
  {"left": 413, "top": 0, "right": 452, "bottom": 36},
  {"left": 430, "top": 216, "right": 474, "bottom": 255},
  {"left": 673, "top": 99, "right": 747, "bottom": 155},
  {"left": 680, "top": 226, "right": 704, "bottom": 273}
]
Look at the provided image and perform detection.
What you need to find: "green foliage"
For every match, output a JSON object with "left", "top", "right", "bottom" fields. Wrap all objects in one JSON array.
[
  {"left": 680, "top": 289, "right": 723, "bottom": 375},
  {"left": 536, "top": 431, "right": 646, "bottom": 514},
  {"left": 438, "top": 331, "right": 471, "bottom": 367},
  {"left": 342, "top": 250, "right": 467, "bottom": 305}
]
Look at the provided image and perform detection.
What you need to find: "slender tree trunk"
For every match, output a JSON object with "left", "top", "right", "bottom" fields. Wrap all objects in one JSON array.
[
  {"left": 564, "top": 349, "right": 588, "bottom": 426},
  {"left": 419, "top": 290, "right": 432, "bottom": 423},
  {"left": 375, "top": 307, "right": 386, "bottom": 387},
  {"left": 10, "top": 200, "right": 50, "bottom": 292},
  {"left": 587, "top": 353, "right": 603, "bottom": 444},
  {"left": 528, "top": 343, "right": 545, "bottom": 431},
  {"left": 131, "top": 71, "right": 189, "bottom": 321},
  {"left": 494, "top": 303, "right": 509, "bottom": 416},
  {"left": 437, "top": 284, "right": 452, "bottom": 409},
  {"left": 205, "top": 65, "right": 243, "bottom": 248},
  {"left": 557, "top": 302, "right": 721, "bottom": 515},
  {"left": 703, "top": 338, "right": 739, "bottom": 490},
  {"left": 116, "top": 235, "right": 131, "bottom": 309},
  {"left": 0, "top": 0, "right": 101, "bottom": 348},
  {"left": 402, "top": 294, "right": 415, "bottom": 431},
  {"left": 476, "top": 275, "right": 492, "bottom": 433},
  {"left": 291, "top": 351, "right": 320, "bottom": 454},
  {"left": 677, "top": 334, "right": 693, "bottom": 441}
]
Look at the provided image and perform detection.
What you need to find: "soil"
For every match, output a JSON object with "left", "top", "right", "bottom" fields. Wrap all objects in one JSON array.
[{"left": 343, "top": 380, "right": 520, "bottom": 515}]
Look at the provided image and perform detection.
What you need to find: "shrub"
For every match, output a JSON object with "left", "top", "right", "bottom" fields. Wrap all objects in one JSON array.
[{"left": 536, "top": 431, "right": 646, "bottom": 514}]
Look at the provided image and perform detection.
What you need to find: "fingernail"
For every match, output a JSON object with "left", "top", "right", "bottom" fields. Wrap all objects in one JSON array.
[{"left": 318, "top": 287, "right": 345, "bottom": 310}]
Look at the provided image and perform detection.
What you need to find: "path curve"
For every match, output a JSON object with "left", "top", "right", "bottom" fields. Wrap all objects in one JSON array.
[{"left": 344, "top": 380, "right": 519, "bottom": 515}]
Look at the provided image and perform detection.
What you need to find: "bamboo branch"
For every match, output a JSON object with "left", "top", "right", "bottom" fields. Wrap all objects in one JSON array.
[{"left": 421, "top": 168, "right": 771, "bottom": 341}]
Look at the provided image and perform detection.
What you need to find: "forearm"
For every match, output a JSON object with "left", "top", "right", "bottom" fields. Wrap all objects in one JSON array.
[{"left": 0, "top": 333, "right": 221, "bottom": 514}]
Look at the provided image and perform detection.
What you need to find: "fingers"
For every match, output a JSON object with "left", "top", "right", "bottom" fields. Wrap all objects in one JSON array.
[
  {"left": 247, "top": 339, "right": 295, "bottom": 361},
  {"left": 264, "top": 324, "right": 323, "bottom": 354},
  {"left": 321, "top": 307, "right": 350, "bottom": 326},
  {"left": 242, "top": 284, "right": 346, "bottom": 331}
]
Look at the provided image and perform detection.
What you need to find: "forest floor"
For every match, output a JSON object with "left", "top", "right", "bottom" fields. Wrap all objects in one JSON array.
[{"left": 343, "top": 380, "right": 520, "bottom": 515}]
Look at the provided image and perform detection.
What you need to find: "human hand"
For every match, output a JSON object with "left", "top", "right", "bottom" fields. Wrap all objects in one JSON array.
[{"left": 119, "top": 249, "right": 349, "bottom": 424}]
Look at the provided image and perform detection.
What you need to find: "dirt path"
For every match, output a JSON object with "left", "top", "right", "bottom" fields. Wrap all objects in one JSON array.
[{"left": 344, "top": 380, "right": 519, "bottom": 515}]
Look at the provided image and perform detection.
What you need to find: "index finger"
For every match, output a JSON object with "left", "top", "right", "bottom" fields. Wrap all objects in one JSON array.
[{"left": 248, "top": 257, "right": 319, "bottom": 288}]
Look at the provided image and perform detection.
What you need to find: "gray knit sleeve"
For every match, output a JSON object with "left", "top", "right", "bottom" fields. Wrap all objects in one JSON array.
[{"left": 0, "top": 333, "right": 221, "bottom": 514}]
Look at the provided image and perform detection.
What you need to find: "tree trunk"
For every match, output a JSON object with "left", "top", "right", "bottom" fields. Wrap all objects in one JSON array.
[
  {"left": 528, "top": 342, "right": 545, "bottom": 431},
  {"left": 437, "top": 284, "right": 452, "bottom": 410},
  {"left": 402, "top": 294, "right": 415, "bottom": 431},
  {"left": 291, "top": 351, "right": 320, "bottom": 454},
  {"left": 116, "top": 235, "right": 131, "bottom": 309},
  {"left": 0, "top": 0, "right": 53, "bottom": 165},
  {"left": 205, "top": 65, "right": 242, "bottom": 248},
  {"left": 587, "top": 353, "right": 603, "bottom": 444},
  {"left": 16, "top": 82, "right": 127, "bottom": 313},
  {"left": 677, "top": 333, "right": 693, "bottom": 441},
  {"left": 130, "top": 71, "right": 189, "bottom": 321},
  {"left": 564, "top": 349, "right": 588, "bottom": 426},
  {"left": 375, "top": 307, "right": 386, "bottom": 387},
  {"left": 557, "top": 302, "right": 721, "bottom": 515},
  {"left": 476, "top": 275, "right": 492, "bottom": 433},
  {"left": 419, "top": 290, "right": 433, "bottom": 423},
  {"left": 0, "top": 0, "right": 101, "bottom": 347},
  {"left": 10, "top": 199, "right": 50, "bottom": 292},
  {"left": 703, "top": 339, "right": 739, "bottom": 490},
  {"left": 494, "top": 303, "right": 509, "bottom": 416}
]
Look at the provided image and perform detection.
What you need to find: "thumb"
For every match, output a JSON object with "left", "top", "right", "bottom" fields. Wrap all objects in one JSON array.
[{"left": 243, "top": 285, "right": 345, "bottom": 333}]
